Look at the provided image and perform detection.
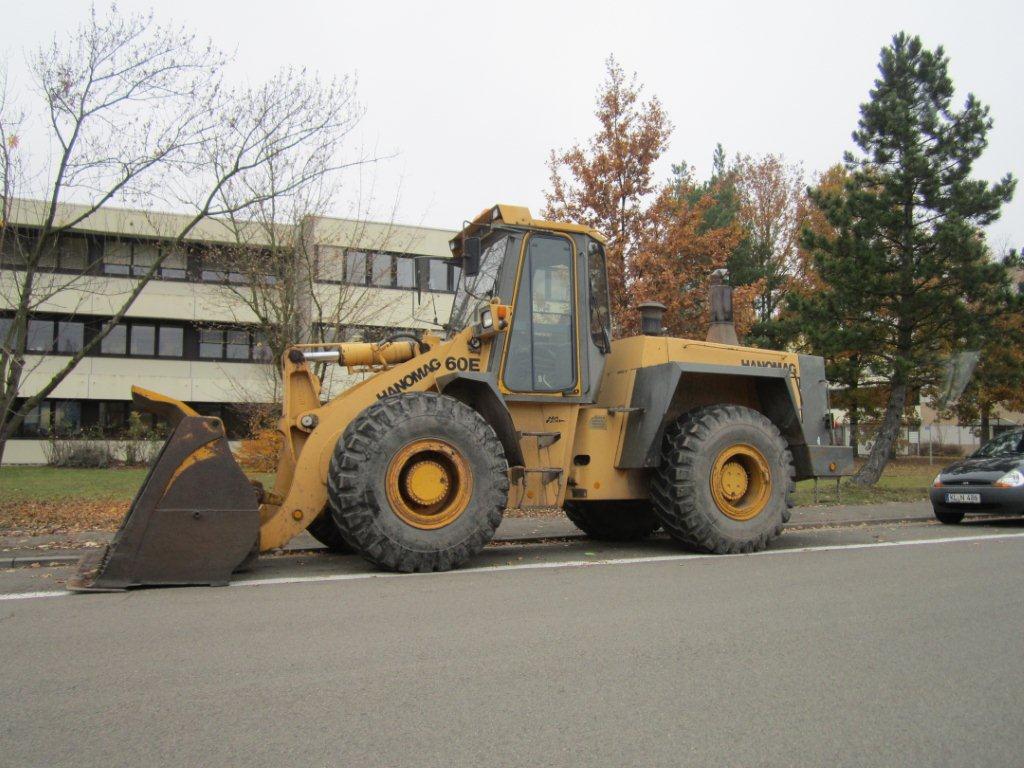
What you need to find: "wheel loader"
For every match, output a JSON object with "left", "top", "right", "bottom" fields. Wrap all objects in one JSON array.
[{"left": 69, "top": 204, "right": 852, "bottom": 591}]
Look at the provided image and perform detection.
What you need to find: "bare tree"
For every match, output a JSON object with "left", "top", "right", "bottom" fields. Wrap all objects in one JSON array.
[
  {"left": 208, "top": 174, "right": 446, "bottom": 413},
  {"left": 0, "top": 5, "right": 369, "bottom": 460}
]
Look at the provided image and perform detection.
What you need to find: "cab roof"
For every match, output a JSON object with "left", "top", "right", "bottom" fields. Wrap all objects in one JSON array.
[{"left": 448, "top": 204, "right": 607, "bottom": 256}]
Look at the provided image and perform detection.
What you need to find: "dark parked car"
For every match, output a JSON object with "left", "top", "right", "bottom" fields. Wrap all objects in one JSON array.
[{"left": 930, "top": 428, "right": 1024, "bottom": 524}]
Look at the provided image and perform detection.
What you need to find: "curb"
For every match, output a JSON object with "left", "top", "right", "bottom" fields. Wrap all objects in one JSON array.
[
  {"left": 786, "top": 516, "right": 931, "bottom": 530},
  {"left": 3, "top": 554, "right": 81, "bottom": 569},
  {"left": 7, "top": 513, "right": 990, "bottom": 568}
]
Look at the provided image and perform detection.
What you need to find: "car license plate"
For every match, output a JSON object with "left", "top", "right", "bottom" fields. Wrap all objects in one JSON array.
[{"left": 945, "top": 492, "right": 981, "bottom": 504}]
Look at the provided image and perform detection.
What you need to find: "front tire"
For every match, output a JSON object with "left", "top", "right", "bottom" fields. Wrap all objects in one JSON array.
[
  {"left": 563, "top": 501, "right": 660, "bottom": 541},
  {"left": 651, "top": 404, "right": 794, "bottom": 554},
  {"left": 328, "top": 392, "right": 509, "bottom": 573},
  {"left": 933, "top": 507, "right": 965, "bottom": 525}
]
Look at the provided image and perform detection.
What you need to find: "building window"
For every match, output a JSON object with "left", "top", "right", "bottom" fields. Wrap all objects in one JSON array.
[
  {"left": 56, "top": 321, "right": 84, "bottom": 354},
  {"left": 100, "top": 324, "right": 127, "bottom": 355},
  {"left": 26, "top": 319, "right": 55, "bottom": 352},
  {"left": 370, "top": 252, "right": 393, "bottom": 287},
  {"left": 53, "top": 400, "right": 82, "bottom": 434},
  {"left": 317, "top": 323, "right": 420, "bottom": 344},
  {"left": 252, "top": 333, "right": 274, "bottom": 362},
  {"left": 158, "top": 326, "right": 184, "bottom": 357},
  {"left": 197, "top": 327, "right": 264, "bottom": 361},
  {"left": 0, "top": 232, "right": 29, "bottom": 268},
  {"left": 99, "top": 401, "right": 131, "bottom": 433},
  {"left": 102, "top": 242, "right": 131, "bottom": 275},
  {"left": 199, "top": 329, "right": 226, "bottom": 359},
  {"left": 160, "top": 249, "right": 187, "bottom": 280},
  {"left": 19, "top": 401, "right": 52, "bottom": 437},
  {"left": 201, "top": 265, "right": 247, "bottom": 283},
  {"left": 14, "top": 399, "right": 82, "bottom": 437},
  {"left": 345, "top": 250, "right": 368, "bottom": 285},
  {"left": 428, "top": 259, "right": 451, "bottom": 292},
  {"left": 104, "top": 240, "right": 185, "bottom": 280},
  {"left": 130, "top": 324, "right": 156, "bottom": 356},
  {"left": 316, "top": 245, "right": 345, "bottom": 282},
  {"left": 225, "top": 330, "right": 250, "bottom": 360},
  {"left": 396, "top": 257, "right": 415, "bottom": 288},
  {"left": 39, "top": 236, "right": 89, "bottom": 272},
  {"left": 98, "top": 320, "right": 184, "bottom": 358}
]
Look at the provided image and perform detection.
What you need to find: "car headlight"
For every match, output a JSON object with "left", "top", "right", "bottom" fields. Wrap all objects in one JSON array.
[
  {"left": 994, "top": 469, "right": 1024, "bottom": 488},
  {"left": 932, "top": 473, "right": 943, "bottom": 488}
]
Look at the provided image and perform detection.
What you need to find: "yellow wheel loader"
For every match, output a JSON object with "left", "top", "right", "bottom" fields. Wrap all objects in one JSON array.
[{"left": 69, "top": 205, "right": 852, "bottom": 591}]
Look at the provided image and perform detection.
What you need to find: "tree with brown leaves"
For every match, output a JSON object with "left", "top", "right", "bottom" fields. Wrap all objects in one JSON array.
[
  {"left": 544, "top": 55, "right": 671, "bottom": 333},
  {"left": 632, "top": 166, "right": 747, "bottom": 338}
]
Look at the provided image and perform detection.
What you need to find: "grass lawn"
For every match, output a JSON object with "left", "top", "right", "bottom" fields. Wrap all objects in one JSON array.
[
  {"left": 0, "top": 460, "right": 941, "bottom": 534},
  {"left": 792, "top": 459, "right": 937, "bottom": 507},
  {"left": 0, "top": 466, "right": 274, "bottom": 535}
]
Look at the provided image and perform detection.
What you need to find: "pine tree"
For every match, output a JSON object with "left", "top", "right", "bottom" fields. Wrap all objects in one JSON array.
[{"left": 802, "top": 33, "right": 1015, "bottom": 485}]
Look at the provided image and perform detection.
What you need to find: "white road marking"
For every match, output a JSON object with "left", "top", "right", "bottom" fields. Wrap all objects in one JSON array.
[
  {"left": 0, "top": 590, "right": 68, "bottom": 601},
  {"left": 3, "top": 530, "right": 1024, "bottom": 602}
]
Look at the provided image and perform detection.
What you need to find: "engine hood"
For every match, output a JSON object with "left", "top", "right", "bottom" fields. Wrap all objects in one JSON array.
[{"left": 940, "top": 454, "right": 1024, "bottom": 484}]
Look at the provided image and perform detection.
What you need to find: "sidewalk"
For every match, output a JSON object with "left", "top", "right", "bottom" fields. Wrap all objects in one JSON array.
[{"left": 1, "top": 500, "right": 936, "bottom": 566}]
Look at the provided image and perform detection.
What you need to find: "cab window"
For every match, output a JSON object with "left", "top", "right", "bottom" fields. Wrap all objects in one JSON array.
[
  {"left": 503, "top": 235, "right": 576, "bottom": 392},
  {"left": 588, "top": 241, "right": 612, "bottom": 352}
]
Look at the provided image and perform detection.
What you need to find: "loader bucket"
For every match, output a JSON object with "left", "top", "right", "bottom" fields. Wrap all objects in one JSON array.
[{"left": 68, "top": 387, "right": 259, "bottom": 592}]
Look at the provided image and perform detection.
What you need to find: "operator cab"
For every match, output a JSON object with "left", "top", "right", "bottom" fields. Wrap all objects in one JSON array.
[{"left": 448, "top": 205, "right": 612, "bottom": 402}]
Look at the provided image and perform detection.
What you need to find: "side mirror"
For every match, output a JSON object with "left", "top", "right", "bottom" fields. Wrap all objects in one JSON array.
[{"left": 463, "top": 236, "right": 481, "bottom": 277}]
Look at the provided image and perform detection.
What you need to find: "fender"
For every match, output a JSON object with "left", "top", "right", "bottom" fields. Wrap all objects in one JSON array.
[
  {"left": 435, "top": 371, "right": 526, "bottom": 468},
  {"left": 617, "top": 361, "right": 850, "bottom": 479}
]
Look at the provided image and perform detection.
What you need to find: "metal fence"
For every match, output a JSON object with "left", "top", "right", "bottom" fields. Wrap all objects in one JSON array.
[{"left": 832, "top": 423, "right": 990, "bottom": 461}]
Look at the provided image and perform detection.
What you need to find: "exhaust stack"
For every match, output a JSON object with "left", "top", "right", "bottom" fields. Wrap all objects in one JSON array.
[
  {"left": 637, "top": 302, "right": 666, "bottom": 336},
  {"left": 706, "top": 269, "right": 739, "bottom": 345}
]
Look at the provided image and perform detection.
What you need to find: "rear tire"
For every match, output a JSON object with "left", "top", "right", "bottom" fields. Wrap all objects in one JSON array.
[
  {"left": 306, "top": 512, "right": 353, "bottom": 552},
  {"left": 651, "top": 404, "right": 794, "bottom": 554},
  {"left": 933, "top": 507, "right": 965, "bottom": 525},
  {"left": 328, "top": 392, "right": 509, "bottom": 573},
  {"left": 563, "top": 500, "right": 660, "bottom": 541}
]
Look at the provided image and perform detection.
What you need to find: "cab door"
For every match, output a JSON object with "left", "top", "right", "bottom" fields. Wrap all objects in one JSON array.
[{"left": 500, "top": 233, "right": 582, "bottom": 507}]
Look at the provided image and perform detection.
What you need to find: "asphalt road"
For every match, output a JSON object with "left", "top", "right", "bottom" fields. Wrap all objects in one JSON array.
[{"left": 2, "top": 518, "right": 1023, "bottom": 768}]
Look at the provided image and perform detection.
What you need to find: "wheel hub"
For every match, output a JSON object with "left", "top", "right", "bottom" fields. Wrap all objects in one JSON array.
[
  {"left": 719, "top": 461, "right": 749, "bottom": 501},
  {"left": 404, "top": 459, "right": 449, "bottom": 506},
  {"left": 385, "top": 439, "right": 472, "bottom": 530},
  {"left": 710, "top": 444, "right": 772, "bottom": 521}
]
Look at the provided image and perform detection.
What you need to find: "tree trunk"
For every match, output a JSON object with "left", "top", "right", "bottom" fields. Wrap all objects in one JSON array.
[
  {"left": 979, "top": 405, "right": 991, "bottom": 444},
  {"left": 849, "top": 405, "right": 860, "bottom": 459},
  {"left": 295, "top": 216, "right": 317, "bottom": 345},
  {"left": 852, "top": 382, "right": 908, "bottom": 486}
]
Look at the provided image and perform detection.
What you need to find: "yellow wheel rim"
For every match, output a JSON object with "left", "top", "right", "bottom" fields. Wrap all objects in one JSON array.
[
  {"left": 386, "top": 439, "right": 472, "bottom": 530},
  {"left": 710, "top": 444, "right": 772, "bottom": 521}
]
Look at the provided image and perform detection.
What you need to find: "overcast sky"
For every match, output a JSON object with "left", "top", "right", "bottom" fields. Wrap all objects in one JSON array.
[{"left": 2, "top": 0, "right": 1021, "bottom": 250}]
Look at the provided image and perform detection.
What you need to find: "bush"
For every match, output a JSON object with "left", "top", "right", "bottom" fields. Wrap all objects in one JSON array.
[
  {"left": 233, "top": 404, "right": 281, "bottom": 472},
  {"left": 43, "top": 427, "right": 116, "bottom": 468},
  {"left": 235, "top": 427, "right": 281, "bottom": 472},
  {"left": 119, "top": 412, "right": 164, "bottom": 467}
]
